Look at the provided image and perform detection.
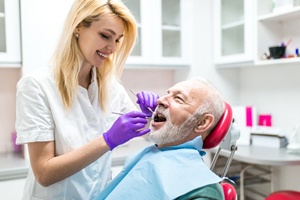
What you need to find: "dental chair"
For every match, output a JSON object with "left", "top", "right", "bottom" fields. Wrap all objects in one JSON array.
[
  {"left": 203, "top": 102, "right": 240, "bottom": 200},
  {"left": 265, "top": 190, "right": 300, "bottom": 199}
]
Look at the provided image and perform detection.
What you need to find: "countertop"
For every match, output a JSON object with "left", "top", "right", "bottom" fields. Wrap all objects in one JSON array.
[
  {"left": 208, "top": 145, "right": 300, "bottom": 166},
  {"left": 0, "top": 153, "right": 29, "bottom": 181},
  {"left": 0, "top": 137, "right": 154, "bottom": 182}
]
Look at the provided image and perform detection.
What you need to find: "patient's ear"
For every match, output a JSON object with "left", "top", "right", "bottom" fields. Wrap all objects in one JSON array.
[{"left": 195, "top": 114, "right": 214, "bottom": 133}]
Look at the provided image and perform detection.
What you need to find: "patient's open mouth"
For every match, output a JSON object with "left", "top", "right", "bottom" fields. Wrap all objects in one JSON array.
[{"left": 154, "top": 113, "right": 166, "bottom": 122}]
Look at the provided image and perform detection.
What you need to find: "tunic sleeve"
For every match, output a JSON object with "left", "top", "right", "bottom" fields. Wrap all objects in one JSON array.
[{"left": 15, "top": 76, "right": 55, "bottom": 144}]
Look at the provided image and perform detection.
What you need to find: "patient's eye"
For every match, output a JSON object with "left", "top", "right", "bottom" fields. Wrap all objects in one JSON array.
[{"left": 175, "top": 96, "right": 185, "bottom": 103}]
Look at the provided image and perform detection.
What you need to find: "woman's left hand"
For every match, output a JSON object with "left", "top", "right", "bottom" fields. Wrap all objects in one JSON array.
[{"left": 136, "top": 91, "right": 159, "bottom": 117}]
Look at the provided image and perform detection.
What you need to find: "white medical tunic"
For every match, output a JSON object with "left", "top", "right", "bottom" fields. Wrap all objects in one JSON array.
[{"left": 15, "top": 66, "right": 137, "bottom": 200}]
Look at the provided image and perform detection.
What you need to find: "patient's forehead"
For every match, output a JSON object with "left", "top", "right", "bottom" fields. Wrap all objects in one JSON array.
[
  {"left": 171, "top": 80, "right": 205, "bottom": 94},
  {"left": 171, "top": 80, "right": 207, "bottom": 103}
]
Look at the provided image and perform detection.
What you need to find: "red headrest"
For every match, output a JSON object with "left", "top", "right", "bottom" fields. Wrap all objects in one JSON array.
[{"left": 203, "top": 102, "right": 233, "bottom": 149}]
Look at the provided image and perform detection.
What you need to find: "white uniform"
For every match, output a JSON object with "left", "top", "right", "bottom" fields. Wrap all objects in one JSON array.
[{"left": 16, "top": 66, "right": 137, "bottom": 200}]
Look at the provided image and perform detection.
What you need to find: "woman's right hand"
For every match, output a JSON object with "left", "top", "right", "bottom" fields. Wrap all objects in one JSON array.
[{"left": 103, "top": 111, "right": 149, "bottom": 150}]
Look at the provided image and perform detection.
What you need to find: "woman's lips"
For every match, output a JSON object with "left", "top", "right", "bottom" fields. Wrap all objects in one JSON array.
[{"left": 97, "top": 51, "right": 108, "bottom": 60}]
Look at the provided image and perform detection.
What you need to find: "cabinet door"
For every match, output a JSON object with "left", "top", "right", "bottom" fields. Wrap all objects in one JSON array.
[
  {"left": 256, "top": 0, "right": 300, "bottom": 66},
  {"left": 125, "top": 0, "right": 153, "bottom": 65},
  {"left": 125, "top": 0, "right": 191, "bottom": 68},
  {"left": 214, "top": 0, "right": 254, "bottom": 66},
  {"left": 0, "top": 178, "right": 26, "bottom": 200},
  {"left": 0, "top": 0, "right": 21, "bottom": 67},
  {"left": 154, "top": 0, "right": 191, "bottom": 66}
]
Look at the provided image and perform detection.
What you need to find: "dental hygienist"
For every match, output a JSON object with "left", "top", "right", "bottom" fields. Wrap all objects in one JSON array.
[{"left": 15, "top": 0, "right": 159, "bottom": 199}]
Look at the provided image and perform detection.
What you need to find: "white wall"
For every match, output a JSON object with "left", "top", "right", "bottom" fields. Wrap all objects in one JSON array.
[
  {"left": 20, "top": 0, "right": 74, "bottom": 75},
  {"left": 238, "top": 63, "right": 300, "bottom": 191},
  {"left": 239, "top": 63, "right": 300, "bottom": 136},
  {"left": 121, "top": 69, "right": 175, "bottom": 98},
  {"left": 0, "top": 68, "right": 21, "bottom": 153},
  {"left": 174, "top": 0, "right": 240, "bottom": 105}
]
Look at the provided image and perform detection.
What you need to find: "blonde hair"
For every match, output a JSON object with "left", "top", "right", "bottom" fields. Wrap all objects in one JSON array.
[{"left": 51, "top": 0, "right": 137, "bottom": 111}]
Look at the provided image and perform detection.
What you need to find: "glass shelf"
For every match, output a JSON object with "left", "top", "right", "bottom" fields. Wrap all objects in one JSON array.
[
  {"left": 124, "top": 0, "right": 141, "bottom": 56},
  {"left": 162, "top": 0, "right": 181, "bottom": 57},
  {"left": 257, "top": 6, "right": 300, "bottom": 22},
  {"left": 256, "top": 57, "right": 300, "bottom": 66},
  {"left": 0, "top": 0, "right": 3, "bottom": 13},
  {"left": 222, "top": 0, "right": 244, "bottom": 25},
  {"left": 222, "top": 20, "right": 244, "bottom": 30},
  {"left": 221, "top": 0, "right": 245, "bottom": 56},
  {"left": 0, "top": 0, "right": 5, "bottom": 53}
]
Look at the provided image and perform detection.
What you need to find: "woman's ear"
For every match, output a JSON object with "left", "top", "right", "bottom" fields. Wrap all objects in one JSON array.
[
  {"left": 195, "top": 114, "right": 214, "bottom": 133},
  {"left": 74, "top": 24, "right": 82, "bottom": 35},
  {"left": 74, "top": 27, "right": 80, "bottom": 33}
]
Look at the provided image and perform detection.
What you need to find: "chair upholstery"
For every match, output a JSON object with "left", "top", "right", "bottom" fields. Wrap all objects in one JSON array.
[
  {"left": 222, "top": 183, "right": 237, "bottom": 200},
  {"left": 203, "top": 102, "right": 238, "bottom": 200},
  {"left": 265, "top": 190, "right": 300, "bottom": 200},
  {"left": 203, "top": 102, "right": 233, "bottom": 149}
]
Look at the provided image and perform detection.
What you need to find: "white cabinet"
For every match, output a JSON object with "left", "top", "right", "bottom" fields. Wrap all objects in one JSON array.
[
  {"left": 214, "top": 0, "right": 300, "bottom": 68},
  {"left": 255, "top": 0, "right": 300, "bottom": 66},
  {"left": 0, "top": 178, "right": 26, "bottom": 200},
  {"left": 124, "top": 0, "right": 192, "bottom": 69},
  {"left": 213, "top": 0, "right": 254, "bottom": 67},
  {"left": 0, "top": 0, "right": 21, "bottom": 67}
]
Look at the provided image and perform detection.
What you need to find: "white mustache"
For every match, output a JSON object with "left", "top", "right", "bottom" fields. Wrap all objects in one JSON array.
[{"left": 155, "top": 106, "right": 170, "bottom": 121}]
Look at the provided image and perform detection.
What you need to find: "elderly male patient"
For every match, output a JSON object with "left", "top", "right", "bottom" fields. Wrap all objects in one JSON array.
[{"left": 97, "top": 77, "right": 226, "bottom": 200}]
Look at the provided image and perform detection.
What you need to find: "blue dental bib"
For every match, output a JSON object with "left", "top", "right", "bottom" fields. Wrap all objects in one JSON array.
[{"left": 97, "top": 136, "right": 223, "bottom": 200}]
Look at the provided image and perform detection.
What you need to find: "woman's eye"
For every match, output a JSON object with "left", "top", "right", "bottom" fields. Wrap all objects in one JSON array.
[{"left": 101, "top": 33, "right": 110, "bottom": 39}]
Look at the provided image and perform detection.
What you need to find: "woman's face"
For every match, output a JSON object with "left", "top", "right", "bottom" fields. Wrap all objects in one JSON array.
[{"left": 76, "top": 15, "right": 125, "bottom": 69}]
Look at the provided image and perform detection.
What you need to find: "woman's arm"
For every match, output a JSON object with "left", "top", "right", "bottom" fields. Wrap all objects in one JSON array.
[
  {"left": 28, "top": 110, "right": 150, "bottom": 187},
  {"left": 28, "top": 135, "right": 110, "bottom": 187}
]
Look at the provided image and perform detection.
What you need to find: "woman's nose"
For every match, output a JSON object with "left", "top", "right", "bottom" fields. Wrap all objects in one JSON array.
[{"left": 106, "top": 42, "right": 117, "bottom": 53}]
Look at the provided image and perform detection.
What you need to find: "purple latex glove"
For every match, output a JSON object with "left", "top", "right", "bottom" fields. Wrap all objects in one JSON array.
[
  {"left": 103, "top": 111, "right": 150, "bottom": 150},
  {"left": 136, "top": 91, "right": 159, "bottom": 117}
]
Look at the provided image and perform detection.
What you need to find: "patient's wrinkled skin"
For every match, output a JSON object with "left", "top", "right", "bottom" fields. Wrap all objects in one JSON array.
[
  {"left": 149, "top": 79, "right": 222, "bottom": 148},
  {"left": 149, "top": 106, "right": 198, "bottom": 146}
]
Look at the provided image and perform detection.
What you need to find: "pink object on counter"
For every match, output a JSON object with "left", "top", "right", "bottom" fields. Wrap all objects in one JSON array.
[
  {"left": 258, "top": 115, "right": 272, "bottom": 126},
  {"left": 245, "top": 106, "right": 253, "bottom": 127},
  {"left": 11, "top": 131, "right": 22, "bottom": 153}
]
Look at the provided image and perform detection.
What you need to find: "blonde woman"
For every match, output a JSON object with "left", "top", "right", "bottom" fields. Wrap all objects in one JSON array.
[{"left": 16, "top": 0, "right": 158, "bottom": 199}]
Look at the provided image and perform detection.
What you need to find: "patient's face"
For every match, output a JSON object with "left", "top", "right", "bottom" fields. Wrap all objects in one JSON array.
[
  {"left": 149, "top": 80, "right": 208, "bottom": 146},
  {"left": 149, "top": 107, "right": 198, "bottom": 146}
]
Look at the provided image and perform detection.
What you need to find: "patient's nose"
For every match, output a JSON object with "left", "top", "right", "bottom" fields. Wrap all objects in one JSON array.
[{"left": 157, "top": 96, "right": 169, "bottom": 108}]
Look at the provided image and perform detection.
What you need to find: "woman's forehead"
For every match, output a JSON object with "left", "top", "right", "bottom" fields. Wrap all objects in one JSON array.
[{"left": 92, "top": 15, "right": 125, "bottom": 35}]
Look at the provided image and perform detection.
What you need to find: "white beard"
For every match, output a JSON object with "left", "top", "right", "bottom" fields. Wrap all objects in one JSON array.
[{"left": 149, "top": 109, "right": 197, "bottom": 146}]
